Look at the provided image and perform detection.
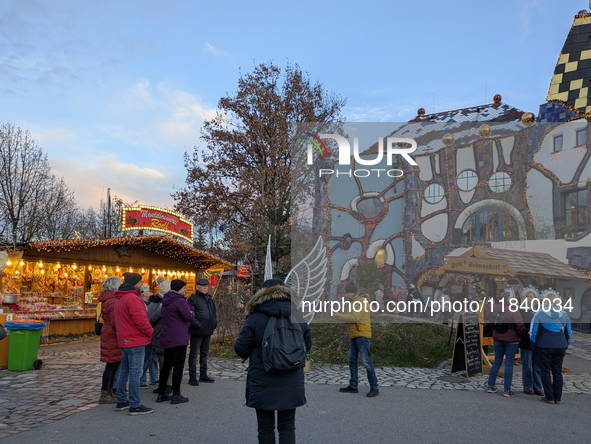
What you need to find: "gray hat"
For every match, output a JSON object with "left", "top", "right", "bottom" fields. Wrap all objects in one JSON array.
[
  {"left": 196, "top": 278, "right": 210, "bottom": 286},
  {"left": 344, "top": 282, "right": 358, "bottom": 294}
]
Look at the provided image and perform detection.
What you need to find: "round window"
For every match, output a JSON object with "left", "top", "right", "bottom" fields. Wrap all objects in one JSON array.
[
  {"left": 488, "top": 172, "right": 512, "bottom": 193},
  {"left": 424, "top": 183, "right": 445, "bottom": 204},
  {"left": 457, "top": 170, "right": 478, "bottom": 191}
]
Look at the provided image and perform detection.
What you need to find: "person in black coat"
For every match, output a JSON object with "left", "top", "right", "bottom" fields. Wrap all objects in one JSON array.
[
  {"left": 234, "top": 279, "right": 312, "bottom": 444},
  {"left": 186, "top": 278, "right": 217, "bottom": 385}
]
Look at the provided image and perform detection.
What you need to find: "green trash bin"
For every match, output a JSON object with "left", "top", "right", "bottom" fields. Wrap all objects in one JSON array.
[{"left": 6, "top": 320, "right": 45, "bottom": 371}]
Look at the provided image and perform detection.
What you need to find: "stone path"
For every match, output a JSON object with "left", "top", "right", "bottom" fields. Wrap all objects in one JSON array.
[{"left": 0, "top": 335, "right": 589, "bottom": 440}]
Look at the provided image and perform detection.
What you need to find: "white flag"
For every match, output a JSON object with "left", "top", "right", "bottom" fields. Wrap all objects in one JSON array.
[{"left": 264, "top": 235, "right": 273, "bottom": 281}]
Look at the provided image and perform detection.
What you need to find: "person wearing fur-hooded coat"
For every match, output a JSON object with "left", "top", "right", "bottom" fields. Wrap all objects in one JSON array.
[{"left": 234, "top": 279, "right": 312, "bottom": 444}]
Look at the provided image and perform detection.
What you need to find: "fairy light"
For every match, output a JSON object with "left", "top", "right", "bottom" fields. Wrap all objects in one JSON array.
[
  {"left": 116, "top": 267, "right": 120, "bottom": 272},
  {"left": 102, "top": 266, "right": 106, "bottom": 272},
  {"left": 19, "top": 261, "right": 24, "bottom": 266},
  {"left": 57, "top": 263, "right": 61, "bottom": 269},
  {"left": 39, "top": 262, "right": 43, "bottom": 268},
  {"left": 129, "top": 267, "right": 133, "bottom": 272},
  {"left": 41, "top": 269, "right": 45, "bottom": 274},
  {"left": 73, "top": 264, "right": 77, "bottom": 270},
  {"left": 141, "top": 268, "right": 145, "bottom": 274}
]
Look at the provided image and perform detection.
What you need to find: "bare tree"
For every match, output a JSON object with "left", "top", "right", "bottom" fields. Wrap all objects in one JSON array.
[{"left": 0, "top": 123, "right": 79, "bottom": 245}]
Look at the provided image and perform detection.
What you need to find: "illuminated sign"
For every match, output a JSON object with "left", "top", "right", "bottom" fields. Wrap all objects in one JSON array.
[{"left": 121, "top": 205, "right": 194, "bottom": 242}]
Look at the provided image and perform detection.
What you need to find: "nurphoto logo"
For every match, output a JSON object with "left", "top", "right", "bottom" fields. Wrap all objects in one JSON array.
[{"left": 305, "top": 133, "right": 418, "bottom": 178}]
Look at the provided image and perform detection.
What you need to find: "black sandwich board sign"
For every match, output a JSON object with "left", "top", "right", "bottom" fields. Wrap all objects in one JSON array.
[{"left": 450, "top": 311, "right": 483, "bottom": 377}]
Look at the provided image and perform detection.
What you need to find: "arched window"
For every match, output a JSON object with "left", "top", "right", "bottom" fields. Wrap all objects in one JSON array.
[
  {"left": 457, "top": 170, "right": 479, "bottom": 191},
  {"left": 488, "top": 172, "right": 512, "bottom": 193},
  {"left": 424, "top": 183, "right": 444, "bottom": 204},
  {"left": 462, "top": 208, "right": 520, "bottom": 243}
]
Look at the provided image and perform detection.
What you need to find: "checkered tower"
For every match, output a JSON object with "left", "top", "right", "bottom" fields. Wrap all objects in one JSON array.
[{"left": 547, "top": 9, "right": 591, "bottom": 114}]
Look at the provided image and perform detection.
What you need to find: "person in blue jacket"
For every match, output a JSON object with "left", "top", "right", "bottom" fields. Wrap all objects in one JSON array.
[{"left": 530, "top": 290, "right": 572, "bottom": 404}]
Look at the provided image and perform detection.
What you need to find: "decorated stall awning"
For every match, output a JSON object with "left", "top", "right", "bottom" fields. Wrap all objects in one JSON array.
[
  {"left": 437, "top": 246, "right": 591, "bottom": 282},
  {"left": 14, "top": 234, "right": 234, "bottom": 270}
]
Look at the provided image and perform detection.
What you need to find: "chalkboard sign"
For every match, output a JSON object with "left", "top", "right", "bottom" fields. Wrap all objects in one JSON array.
[{"left": 450, "top": 312, "right": 483, "bottom": 377}]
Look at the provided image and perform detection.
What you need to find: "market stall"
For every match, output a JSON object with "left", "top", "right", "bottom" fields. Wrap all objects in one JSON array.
[{"left": 0, "top": 234, "right": 233, "bottom": 344}]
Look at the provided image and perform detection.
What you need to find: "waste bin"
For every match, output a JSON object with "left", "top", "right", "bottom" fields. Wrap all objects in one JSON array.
[{"left": 5, "top": 320, "right": 45, "bottom": 371}]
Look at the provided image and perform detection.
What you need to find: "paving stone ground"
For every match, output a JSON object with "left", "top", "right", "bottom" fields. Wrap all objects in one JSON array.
[{"left": 0, "top": 333, "right": 590, "bottom": 440}]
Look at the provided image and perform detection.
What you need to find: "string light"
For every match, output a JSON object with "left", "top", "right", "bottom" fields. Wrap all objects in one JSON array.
[
  {"left": 102, "top": 266, "right": 106, "bottom": 272},
  {"left": 73, "top": 264, "right": 77, "bottom": 270},
  {"left": 39, "top": 262, "right": 43, "bottom": 268},
  {"left": 19, "top": 261, "right": 24, "bottom": 266},
  {"left": 129, "top": 267, "right": 133, "bottom": 272},
  {"left": 141, "top": 268, "right": 145, "bottom": 274},
  {"left": 88, "top": 265, "right": 92, "bottom": 270},
  {"left": 57, "top": 263, "right": 61, "bottom": 269},
  {"left": 40, "top": 269, "right": 44, "bottom": 274}
]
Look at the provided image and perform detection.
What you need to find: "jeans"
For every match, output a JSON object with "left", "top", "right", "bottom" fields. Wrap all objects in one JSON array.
[
  {"left": 141, "top": 345, "right": 159, "bottom": 385},
  {"left": 117, "top": 346, "right": 145, "bottom": 408},
  {"left": 521, "top": 348, "right": 543, "bottom": 391},
  {"left": 348, "top": 337, "right": 379, "bottom": 390},
  {"left": 189, "top": 335, "right": 211, "bottom": 380},
  {"left": 158, "top": 345, "right": 187, "bottom": 395},
  {"left": 537, "top": 347, "right": 567, "bottom": 402},
  {"left": 487, "top": 341, "right": 518, "bottom": 393},
  {"left": 255, "top": 409, "right": 296, "bottom": 444}
]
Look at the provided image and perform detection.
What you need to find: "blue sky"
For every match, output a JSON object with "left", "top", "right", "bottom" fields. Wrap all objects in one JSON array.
[{"left": 0, "top": 0, "right": 586, "bottom": 208}]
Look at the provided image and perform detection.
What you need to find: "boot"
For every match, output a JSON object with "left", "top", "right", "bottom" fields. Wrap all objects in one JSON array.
[
  {"left": 99, "top": 389, "right": 117, "bottom": 404},
  {"left": 107, "top": 388, "right": 118, "bottom": 402},
  {"left": 171, "top": 393, "right": 189, "bottom": 404}
]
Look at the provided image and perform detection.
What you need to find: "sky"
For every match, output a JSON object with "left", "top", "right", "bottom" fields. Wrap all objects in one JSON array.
[{"left": 0, "top": 0, "right": 587, "bottom": 210}]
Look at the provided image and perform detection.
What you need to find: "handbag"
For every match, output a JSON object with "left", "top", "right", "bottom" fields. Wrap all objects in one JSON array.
[{"left": 0, "top": 323, "right": 7, "bottom": 341}]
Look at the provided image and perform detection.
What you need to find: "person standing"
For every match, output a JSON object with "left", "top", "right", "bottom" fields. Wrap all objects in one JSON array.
[
  {"left": 147, "top": 278, "right": 173, "bottom": 395},
  {"left": 114, "top": 272, "right": 154, "bottom": 415},
  {"left": 234, "top": 278, "right": 312, "bottom": 444},
  {"left": 530, "top": 292, "right": 572, "bottom": 404},
  {"left": 187, "top": 278, "right": 217, "bottom": 385},
  {"left": 98, "top": 276, "right": 122, "bottom": 404},
  {"left": 485, "top": 291, "right": 527, "bottom": 398},
  {"left": 519, "top": 289, "right": 543, "bottom": 396},
  {"left": 156, "top": 280, "right": 195, "bottom": 404},
  {"left": 140, "top": 286, "right": 159, "bottom": 389},
  {"left": 335, "top": 282, "right": 379, "bottom": 397}
]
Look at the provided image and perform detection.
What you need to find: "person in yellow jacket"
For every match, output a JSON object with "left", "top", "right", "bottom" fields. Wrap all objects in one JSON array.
[{"left": 334, "top": 282, "right": 379, "bottom": 397}]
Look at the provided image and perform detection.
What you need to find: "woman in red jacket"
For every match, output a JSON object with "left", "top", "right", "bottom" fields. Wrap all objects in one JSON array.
[
  {"left": 98, "top": 276, "right": 122, "bottom": 404},
  {"left": 485, "top": 290, "right": 527, "bottom": 397}
]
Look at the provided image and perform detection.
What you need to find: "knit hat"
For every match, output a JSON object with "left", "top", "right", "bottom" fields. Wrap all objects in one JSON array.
[
  {"left": 171, "top": 279, "right": 186, "bottom": 292},
  {"left": 344, "top": 282, "right": 358, "bottom": 294},
  {"left": 262, "top": 278, "right": 284, "bottom": 288},
  {"left": 123, "top": 272, "right": 142, "bottom": 286},
  {"left": 196, "top": 278, "right": 210, "bottom": 286},
  {"left": 158, "top": 279, "right": 171, "bottom": 295}
]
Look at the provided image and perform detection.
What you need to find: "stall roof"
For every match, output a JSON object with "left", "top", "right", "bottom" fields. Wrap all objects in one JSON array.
[
  {"left": 458, "top": 247, "right": 591, "bottom": 282},
  {"left": 6, "top": 235, "right": 234, "bottom": 270}
]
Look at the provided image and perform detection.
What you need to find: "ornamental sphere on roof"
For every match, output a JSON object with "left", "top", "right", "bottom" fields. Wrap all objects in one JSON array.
[
  {"left": 521, "top": 111, "right": 536, "bottom": 127},
  {"left": 417, "top": 107, "right": 426, "bottom": 116},
  {"left": 493, "top": 94, "right": 502, "bottom": 104}
]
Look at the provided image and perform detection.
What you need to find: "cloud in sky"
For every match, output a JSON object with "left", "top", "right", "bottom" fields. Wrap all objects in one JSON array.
[
  {"left": 203, "top": 43, "right": 230, "bottom": 58},
  {"left": 51, "top": 152, "right": 173, "bottom": 208}
]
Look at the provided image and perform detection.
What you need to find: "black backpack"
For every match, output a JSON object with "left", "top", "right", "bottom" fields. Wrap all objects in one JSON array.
[
  {"left": 261, "top": 314, "right": 307, "bottom": 374},
  {"left": 490, "top": 312, "right": 508, "bottom": 334}
]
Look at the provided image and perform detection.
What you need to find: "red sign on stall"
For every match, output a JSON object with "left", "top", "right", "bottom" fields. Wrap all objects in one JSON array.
[
  {"left": 237, "top": 265, "right": 251, "bottom": 278},
  {"left": 122, "top": 205, "right": 194, "bottom": 242}
]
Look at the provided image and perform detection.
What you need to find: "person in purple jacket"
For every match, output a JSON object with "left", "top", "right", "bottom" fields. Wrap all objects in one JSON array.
[
  {"left": 485, "top": 290, "right": 528, "bottom": 397},
  {"left": 156, "top": 280, "right": 195, "bottom": 405}
]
